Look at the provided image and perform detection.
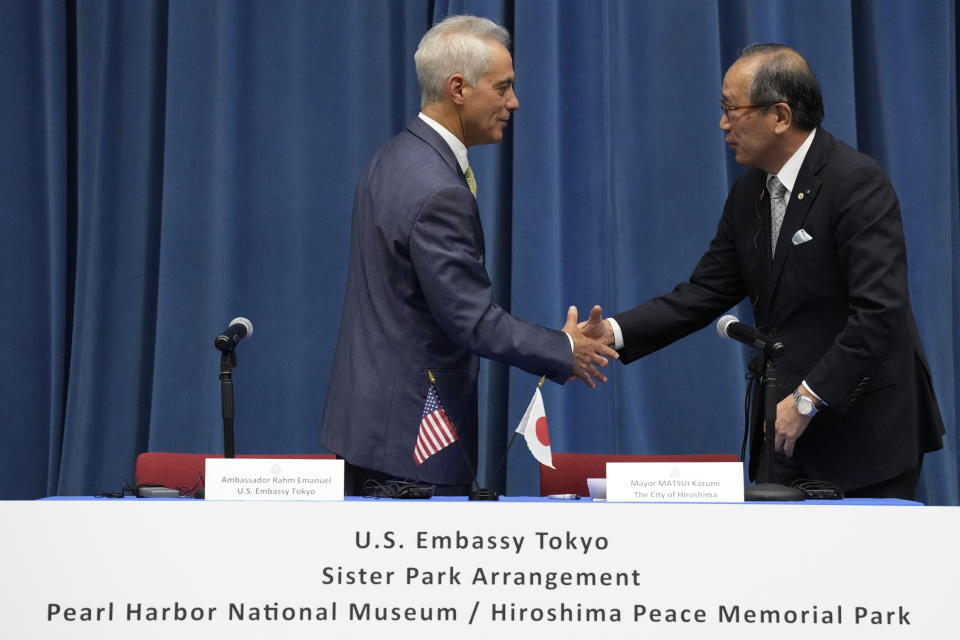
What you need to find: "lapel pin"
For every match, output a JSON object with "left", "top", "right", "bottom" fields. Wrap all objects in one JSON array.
[{"left": 797, "top": 192, "right": 804, "bottom": 200}]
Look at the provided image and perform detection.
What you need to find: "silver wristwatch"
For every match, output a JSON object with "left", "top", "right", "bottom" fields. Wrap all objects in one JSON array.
[{"left": 792, "top": 388, "right": 819, "bottom": 417}]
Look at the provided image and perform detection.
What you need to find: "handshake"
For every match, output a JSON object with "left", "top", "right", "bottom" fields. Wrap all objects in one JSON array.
[{"left": 561, "top": 305, "right": 619, "bottom": 388}]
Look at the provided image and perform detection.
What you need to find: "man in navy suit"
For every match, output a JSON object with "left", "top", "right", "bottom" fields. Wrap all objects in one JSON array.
[
  {"left": 585, "top": 44, "right": 944, "bottom": 499},
  {"left": 321, "top": 16, "right": 618, "bottom": 496}
]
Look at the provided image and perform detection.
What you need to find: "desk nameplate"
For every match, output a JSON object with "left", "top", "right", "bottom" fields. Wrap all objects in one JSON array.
[
  {"left": 606, "top": 461, "right": 744, "bottom": 502},
  {"left": 205, "top": 458, "right": 344, "bottom": 500}
]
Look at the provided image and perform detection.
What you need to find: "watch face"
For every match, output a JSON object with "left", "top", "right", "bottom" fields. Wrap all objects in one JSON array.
[{"left": 797, "top": 395, "right": 814, "bottom": 415}]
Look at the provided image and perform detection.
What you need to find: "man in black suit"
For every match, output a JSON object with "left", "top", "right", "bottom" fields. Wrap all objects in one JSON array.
[{"left": 586, "top": 44, "right": 944, "bottom": 499}]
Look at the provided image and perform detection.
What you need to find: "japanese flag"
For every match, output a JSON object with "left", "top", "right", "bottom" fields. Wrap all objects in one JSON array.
[{"left": 515, "top": 387, "right": 554, "bottom": 468}]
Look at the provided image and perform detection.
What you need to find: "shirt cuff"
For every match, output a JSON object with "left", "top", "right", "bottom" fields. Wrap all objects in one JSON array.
[{"left": 801, "top": 380, "right": 827, "bottom": 407}]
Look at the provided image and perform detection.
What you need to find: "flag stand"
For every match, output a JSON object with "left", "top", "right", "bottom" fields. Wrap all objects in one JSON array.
[
  {"left": 488, "top": 376, "right": 552, "bottom": 498},
  {"left": 423, "top": 371, "right": 498, "bottom": 500}
]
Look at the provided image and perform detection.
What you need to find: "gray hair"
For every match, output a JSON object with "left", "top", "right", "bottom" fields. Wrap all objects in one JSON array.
[
  {"left": 737, "top": 43, "right": 824, "bottom": 131},
  {"left": 415, "top": 15, "right": 512, "bottom": 107}
]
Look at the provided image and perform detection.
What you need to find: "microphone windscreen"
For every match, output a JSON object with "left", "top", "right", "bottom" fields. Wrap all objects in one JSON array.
[
  {"left": 716, "top": 314, "right": 739, "bottom": 339},
  {"left": 230, "top": 317, "right": 254, "bottom": 337}
]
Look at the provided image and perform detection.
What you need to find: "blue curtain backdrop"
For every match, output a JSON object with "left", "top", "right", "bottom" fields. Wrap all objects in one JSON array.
[{"left": 1, "top": 0, "right": 957, "bottom": 503}]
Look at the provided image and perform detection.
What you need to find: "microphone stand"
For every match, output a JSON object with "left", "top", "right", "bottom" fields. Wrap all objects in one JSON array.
[
  {"left": 461, "top": 430, "right": 497, "bottom": 502},
  {"left": 744, "top": 342, "right": 804, "bottom": 501},
  {"left": 455, "top": 428, "right": 497, "bottom": 501},
  {"left": 219, "top": 348, "right": 237, "bottom": 459}
]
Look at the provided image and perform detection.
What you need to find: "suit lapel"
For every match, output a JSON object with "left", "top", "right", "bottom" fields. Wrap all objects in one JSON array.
[
  {"left": 406, "top": 117, "right": 484, "bottom": 255},
  {"left": 740, "top": 171, "right": 773, "bottom": 321},
  {"left": 765, "top": 129, "right": 832, "bottom": 308}
]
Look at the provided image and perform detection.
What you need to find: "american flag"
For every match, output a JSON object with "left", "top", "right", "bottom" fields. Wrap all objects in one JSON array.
[{"left": 414, "top": 386, "right": 458, "bottom": 465}]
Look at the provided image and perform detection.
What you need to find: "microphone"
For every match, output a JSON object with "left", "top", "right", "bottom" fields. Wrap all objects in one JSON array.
[
  {"left": 716, "top": 315, "right": 784, "bottom": 357},
  {"left": 214, "top": 317, "right": 253, "bottom": 352}
]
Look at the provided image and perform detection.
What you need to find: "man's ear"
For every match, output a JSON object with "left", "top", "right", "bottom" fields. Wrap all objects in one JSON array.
[
  {"left": 772, "top": 102, "right": 793, "bottom": 133},
  {"left": 445, "top": 74, "right": 468, "bottom": 105}
]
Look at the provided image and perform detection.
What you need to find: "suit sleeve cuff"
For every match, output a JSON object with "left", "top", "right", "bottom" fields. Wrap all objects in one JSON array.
[{"left": 608, "top": 318, "right": 624, "bottom": 351}]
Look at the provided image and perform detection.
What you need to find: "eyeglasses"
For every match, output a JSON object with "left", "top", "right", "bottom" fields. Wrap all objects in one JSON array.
[{"left": 720, "top": 101, "right": 777, "bottom": 118}]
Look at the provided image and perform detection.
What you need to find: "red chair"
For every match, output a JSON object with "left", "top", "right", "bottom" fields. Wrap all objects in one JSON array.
[
  {"left": 539, "top": 452, "right": 740, "bottom": 497},
  {"left": 134, "top": 452, "right": 336, "bottom": 492}
]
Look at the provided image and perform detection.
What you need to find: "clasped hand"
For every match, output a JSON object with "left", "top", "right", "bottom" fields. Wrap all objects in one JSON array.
[{"left": 562, "top": 305, "right": 619, "bottom": 388}]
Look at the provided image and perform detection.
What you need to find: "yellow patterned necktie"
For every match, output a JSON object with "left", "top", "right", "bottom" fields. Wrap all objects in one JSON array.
[{"left": 464, "top": 165, "right": 477, "bottom": 198}]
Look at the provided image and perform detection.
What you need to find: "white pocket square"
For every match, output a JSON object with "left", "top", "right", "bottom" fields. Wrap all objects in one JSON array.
[{"left": 792, "top": 229, "right": 813, "bottom": 245}]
